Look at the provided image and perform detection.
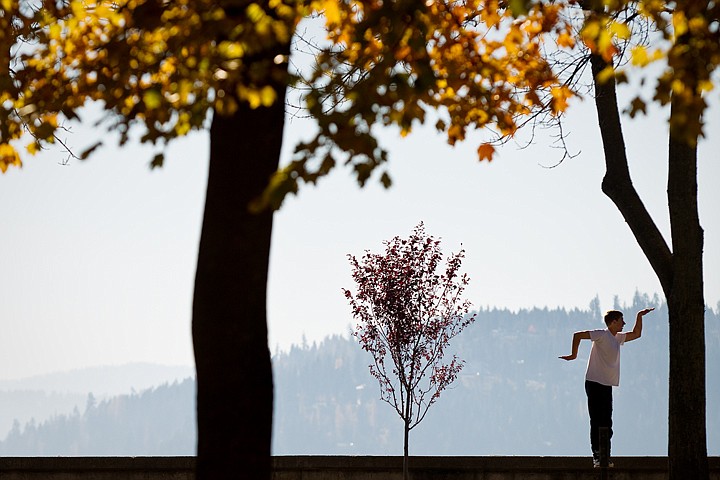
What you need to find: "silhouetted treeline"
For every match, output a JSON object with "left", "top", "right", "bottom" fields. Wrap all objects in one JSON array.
[{"left": 2, "top": 293, "right": 718, "bottom": 456}]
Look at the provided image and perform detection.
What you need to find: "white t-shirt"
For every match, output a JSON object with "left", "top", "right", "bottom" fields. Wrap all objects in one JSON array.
[{"left": 585, "top": 329, "right": 627, "bottom": 386}]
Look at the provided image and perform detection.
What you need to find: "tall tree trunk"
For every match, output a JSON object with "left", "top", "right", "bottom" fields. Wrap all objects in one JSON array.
[
  {"left": 667, "top": 97, "right": 708, "bottom": 480},
  {"left": 192, "top": 90, "right": 287, "bottom": 479},
  {"left": 589, "top": 53, "right": 708, "bottom": 480}
]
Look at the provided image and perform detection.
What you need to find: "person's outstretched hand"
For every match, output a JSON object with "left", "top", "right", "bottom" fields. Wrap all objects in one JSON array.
[
  {"left": 638, "top": 307, "right": 655, "bottom": 316},
  {"left": 559, "top": 354, "right": 576, "bottom": 361}
]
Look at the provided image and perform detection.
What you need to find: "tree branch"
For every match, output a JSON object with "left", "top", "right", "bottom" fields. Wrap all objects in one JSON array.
[{"left": 590, "top": 53, "right": 673, "bottom": 296}]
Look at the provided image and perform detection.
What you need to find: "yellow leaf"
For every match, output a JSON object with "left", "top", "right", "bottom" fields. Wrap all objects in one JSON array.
[
  {"left": 259, "top": 86, "right": 277, "bottom": 107},
  {"left": 609, "top": 21, "right": 630, "bottom": 40},
  {"left": 246, "top": 3, "right": 265, "bottom": 23},
  {"left": 688, "top": 16, "right": 707, "bottom": 34},
  {"left": 550, "top": 86, "right": 571, "bottom": 114},
  {"left": 49, "top": 23, "right": 62, "bottom": 40},
  {"left": 26, "top": 142, "right": 40, "bottom": 155},
  {"left": 477, "top": 143, "right": 495, "bottom": 162},
  {"left": 447, "top": 124, "right": 465, "bottom": 145},
  {"left": 175, "top": 113, "right": 192, "bottom": 136},
  {"left": 70, "top": 1, "right": 86, "bottom": 18},
  {"left": 395, "top": 45, "right": 411, "bottom": 61},
  {"left": 0, "top": 144, "right": 22, "bottom": 173},
  {"left": 143, "top": 90, "right": 162, "bottom": 109},
  {"left": 671, "top": 79, "right": 686, "bottom": 95},
  {"left": 672, "top": 11, "right": 688, "bottom": 37},
  {"left": 557, "top": 31, "right": 575, "bottom": 49},
  {"left": 596, "top": 65, "right": 615, "bottom": 85},
  {"left": 597, "top": 30, "right": 617, "bottom": 61},
  {"left": 95, "top": 4, "right": 111, "bottom": 18},
  {"left": 322, "top": 0, "right": 341, "bottom": 25},
  {"left": 218, "top": 41, "right": 244, "bottom": 59},
  {"left": 630, "top": 45, "right": 649, "bottom": 66},
  {"left": 581, "top": 20, "right": 601, "bottom": 45},
  {"left": 698, "top": 80, "right": 714, "bottom": 93}
]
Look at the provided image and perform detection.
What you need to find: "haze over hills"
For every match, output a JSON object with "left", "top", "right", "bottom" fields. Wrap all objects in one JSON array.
[
  {"left": 1, "top": 294, "right": 718, "bottom": 456},
  {"left": 0, "top": 363, "right": 194, "bottom": 439},
  {"left": 0, "top": 363, "right": 195, "bottom": 394}
]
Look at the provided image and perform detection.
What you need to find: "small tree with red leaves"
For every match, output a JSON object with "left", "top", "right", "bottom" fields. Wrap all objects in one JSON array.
[{"left": 344, "top": 223, "right": 475, "bottom": 479}]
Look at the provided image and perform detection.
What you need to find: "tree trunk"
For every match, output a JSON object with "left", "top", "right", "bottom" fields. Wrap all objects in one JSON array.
[
  {"left": 400, "top": 388, "right": 411, "bottom": 480},
  {"left": 589, "top": 53, "right": 708, "bottom": 480},
  {"left": 192, "top": 90, "right": 287, "bottom": 479},
  {"left": 403, "top": 416, "right": 410, "bottom": 480},
  {"left": 667, "top": 96, "right": 708, "bottom": 480}
]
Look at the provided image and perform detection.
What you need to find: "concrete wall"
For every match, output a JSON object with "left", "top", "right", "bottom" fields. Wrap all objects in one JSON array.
[{"left": 1, "top": 456, "right": 719, "bottom": 480}]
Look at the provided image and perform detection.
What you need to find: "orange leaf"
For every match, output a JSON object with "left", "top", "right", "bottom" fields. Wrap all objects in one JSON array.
[{"left": 477, "top": 143, "right": 495, "bottom": 162}]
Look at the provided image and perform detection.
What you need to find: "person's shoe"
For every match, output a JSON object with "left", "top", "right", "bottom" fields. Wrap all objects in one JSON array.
[{"left": 593, "top": 458, "right": 614, "bottom": 468}]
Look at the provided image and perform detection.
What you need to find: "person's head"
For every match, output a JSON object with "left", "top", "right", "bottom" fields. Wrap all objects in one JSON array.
[{"left": 604, "top": 310, "right": 624, "bottom": 327}]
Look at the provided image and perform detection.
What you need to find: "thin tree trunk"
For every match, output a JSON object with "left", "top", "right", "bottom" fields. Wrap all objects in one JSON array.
[
  {"left": 192, "top": 90, "right": 287, "bottom": 479},
  {"left": 589, "top": 53, "right": 708, "bottom": 480},
  {"left": 403, "top": 416, "right": 410, "bottom": 480},
  {"left": 400, "top": 387, "right": 411, "bottom": 480}
]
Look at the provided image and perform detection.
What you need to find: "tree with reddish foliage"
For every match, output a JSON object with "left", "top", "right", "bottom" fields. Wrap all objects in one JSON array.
[{"left": 344, "top": 223, "right": 475, "bottom": 480}]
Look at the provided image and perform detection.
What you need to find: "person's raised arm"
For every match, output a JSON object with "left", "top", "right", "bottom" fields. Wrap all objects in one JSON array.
[
  {"left": 559, "top": 331, "right": 591, "bottom": 361},
  {"left": 625, "top": 307, "right": 655, "bottom": 342}
]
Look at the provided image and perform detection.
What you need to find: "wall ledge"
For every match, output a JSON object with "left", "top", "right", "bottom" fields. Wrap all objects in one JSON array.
[{"left": 1, "top": 456, "right": 718, "bottom": 479}]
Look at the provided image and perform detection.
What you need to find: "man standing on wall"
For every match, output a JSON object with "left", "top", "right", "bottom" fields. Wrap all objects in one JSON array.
[{"left": 560, "top": 307, "right": 655, "bottom": 467}]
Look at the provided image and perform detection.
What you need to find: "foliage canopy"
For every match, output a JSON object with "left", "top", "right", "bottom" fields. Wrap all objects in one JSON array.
[
  {"left": 2, "top": 0, "right": 718, "bottom": 187},
  {"left": 1, "top": 0, "right": 575, "bottom": 202}
]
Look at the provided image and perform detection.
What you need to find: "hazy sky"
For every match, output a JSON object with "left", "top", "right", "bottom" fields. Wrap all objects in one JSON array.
[{"left": 1, "top": 60, "right": 718, "bottom": 381}]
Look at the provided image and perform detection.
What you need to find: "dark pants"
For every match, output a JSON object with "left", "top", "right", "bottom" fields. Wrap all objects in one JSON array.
[{"left": 585, "top": 380, "right": 613, "bottom": 458}]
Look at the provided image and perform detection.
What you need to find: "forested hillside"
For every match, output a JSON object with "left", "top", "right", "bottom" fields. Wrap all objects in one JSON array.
[
  {"left": 0, "top": 363, "right": 195, "bottom": 437},
  {"left": 272, "top": 292, "right": 720, "bottom": 455},
  {"left": 0, "top": 379, "right": 195, "bottom": 455},
  {"left": 2, "top": 294, "right": 718, "bottom": 456}
]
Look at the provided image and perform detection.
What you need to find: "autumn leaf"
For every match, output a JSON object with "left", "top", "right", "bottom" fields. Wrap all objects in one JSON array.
[
  {"left": 557, "top": 31, "right": 576, "bottom": 49},
  {"left": 672, "top": 11, "right": 688, "bottom": 37},
  {"left": 626, "top": 97, "right": 647, "bottom": 118},
  {"left": 507, "top": 0, "right": 529, "bottom": 17},
  {"left": 549, "top": 86, "right": 571, "bottom": 115},
  {"left": 26, "top": 142, "right": 41, "bottom": 155},
  {"left": 321, "top": 0, "right": 341, "bottom": 25},
  {"left": 477, "top": 143, "right": 495, "bottom": 162},
  {"left": 595, "top": 65, "right": 615, "bottom": 85},
  {"left": 0, "top": 144, "right": 22, "bottom": 173},
  {"left": 150, "top": 153, "right": 165, "bottom": 169},
  {"left": 631, "top": 45, "right": 650, "bottom": 66},
  {"left": 143, "top": 90, "right": 163, "bottom": 110}
]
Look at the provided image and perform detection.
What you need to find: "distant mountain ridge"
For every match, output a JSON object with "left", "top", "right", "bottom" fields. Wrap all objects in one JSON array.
[
  {"left": 0, "top": 363, "right": 194, "bottom": 440},
  {"left": 0, "top": 378, "right": 196, "bottom": 455},
  {"left": 0, "top": 363, "right": 195, "bottom": 395}
]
